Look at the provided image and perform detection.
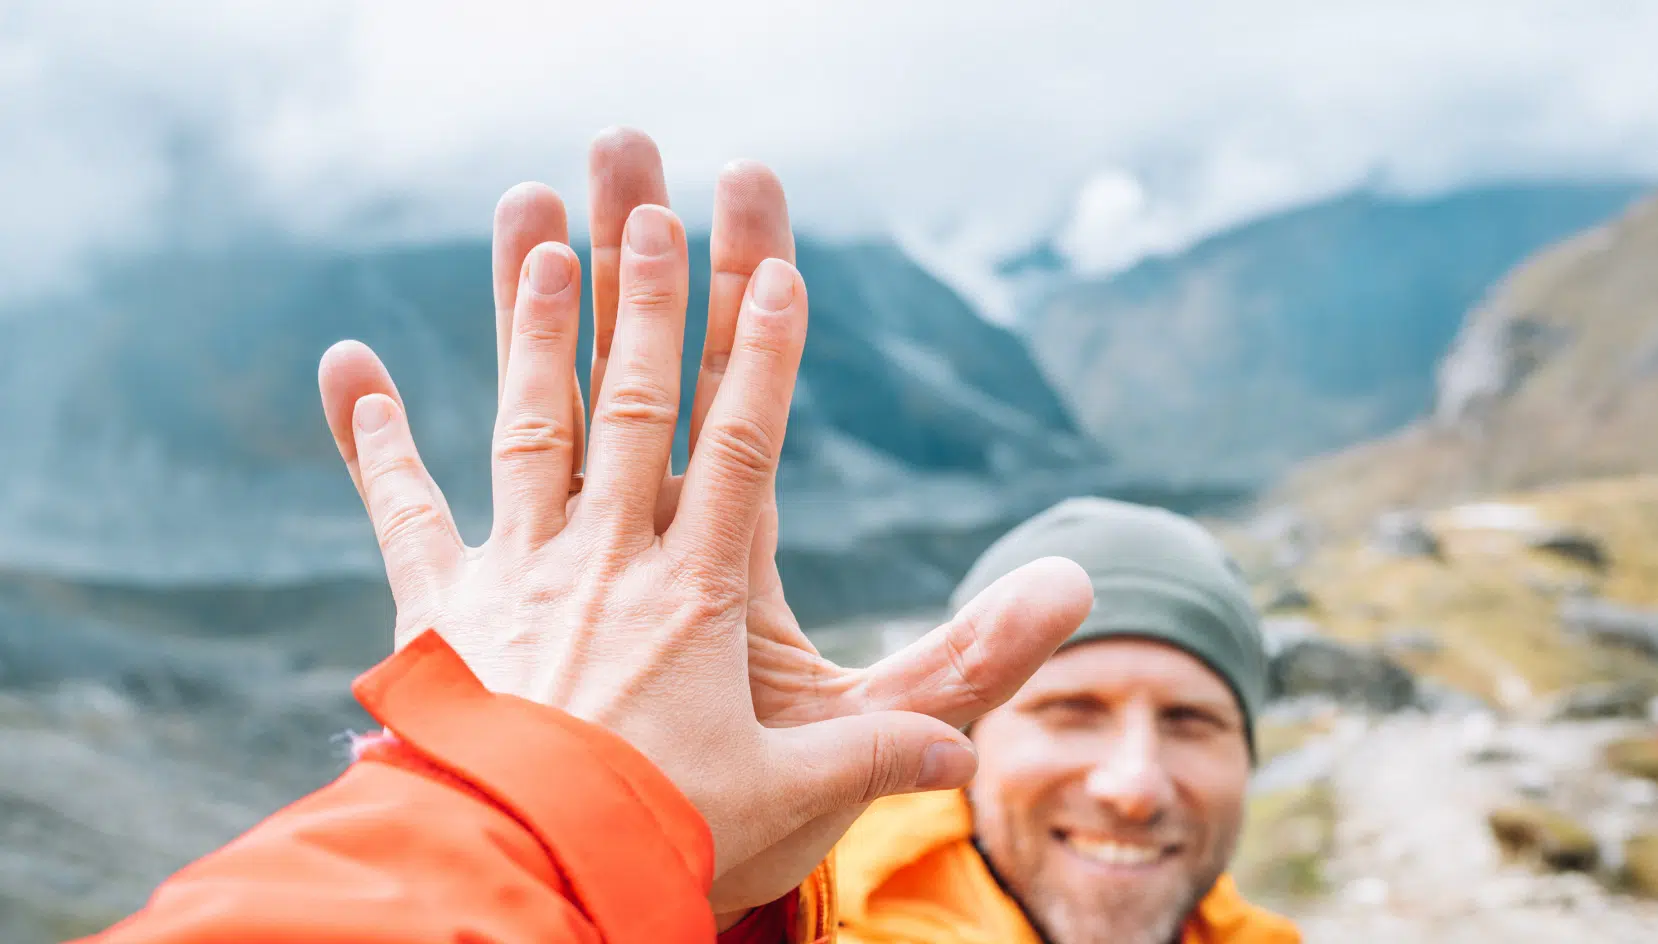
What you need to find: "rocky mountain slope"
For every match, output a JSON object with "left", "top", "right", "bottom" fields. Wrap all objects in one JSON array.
[
  {"left": 1023, "top": 184, "right": 1645, "bottom": 488},
  {"left": 1222, "top": 196, "right": 1658, "bottom": 937},
  {"left": 1231, "top": 195, "right": 1658, "bottom": 705},
  {"left": 1277, "top": 193, "right": 1658, "bottom": 533}
]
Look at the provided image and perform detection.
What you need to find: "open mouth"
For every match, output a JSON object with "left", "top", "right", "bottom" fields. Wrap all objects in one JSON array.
[{"left": 1053, "top": 829, "right": 1179, "bottom": 869}]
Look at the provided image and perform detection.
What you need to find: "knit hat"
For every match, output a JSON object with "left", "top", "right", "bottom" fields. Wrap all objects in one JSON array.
[{"left": 950, "top": 497, "right": 1267, "bottom": 754}]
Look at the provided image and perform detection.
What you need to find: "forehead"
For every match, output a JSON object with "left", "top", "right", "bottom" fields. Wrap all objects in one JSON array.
[{"left": 1018, "top": 637, "right": 1235, "bottom": 706}]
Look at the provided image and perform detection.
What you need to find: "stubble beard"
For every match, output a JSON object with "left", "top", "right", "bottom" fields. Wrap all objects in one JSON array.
[
  {"left": 1016, "top": 862, "right": 1212, "bottom": 944},
  {"left": 972, "top": 806, "right": 1234, "bottom": 944}
]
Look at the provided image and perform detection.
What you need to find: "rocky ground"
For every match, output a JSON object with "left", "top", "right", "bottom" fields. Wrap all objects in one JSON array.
[
  {"left": 0, "top": 626, "right": 370, "bottom": 942},
  {"left": 1225, "top": 476, "right": 1658, "bottom": 940},
  {"left": 1241, "top": 707, "right": 1658, "bottom": 942}
]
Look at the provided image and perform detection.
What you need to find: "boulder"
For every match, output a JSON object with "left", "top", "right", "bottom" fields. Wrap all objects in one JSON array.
[
  {"left": 1559, "top": 597, "right": 1658, "bottom": 658},
  {"left": 1370, "top": 511, "right": 1442, "bottom": 559},
  {"left": 1267, "top": 634, "right": 1419, "bottom": 712},
  {"left": 1547, "top": 680, "right": 1658, "bottom": 721},
  {"left": 1488, "top": 803, "right": 1600, "bottom": 872},
  {"left": 1262, "top": 583, "right": 1315, "bottom": 612},
  {"left": 1529, "top": 528, "right": 1610, "bottom": 571}
]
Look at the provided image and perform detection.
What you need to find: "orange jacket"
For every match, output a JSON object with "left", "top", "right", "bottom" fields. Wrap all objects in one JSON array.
[
  {"left": 80, "top": 630, "right": 718, "bottom": 944},
  {"left": 824, "top": 790, "right": 1301, "bottom": 944}
]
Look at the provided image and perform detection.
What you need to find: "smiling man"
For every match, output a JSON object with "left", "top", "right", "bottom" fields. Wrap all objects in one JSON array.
[{"left": 825, "top": 497, "right": 1298, "bottom": 944}]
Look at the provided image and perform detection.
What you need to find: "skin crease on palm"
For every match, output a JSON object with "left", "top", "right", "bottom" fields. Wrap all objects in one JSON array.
[
  {"left": 314, "top": 128, "right": 1096, "bottom": 927},
  {"left": 968, "top": 638, "right": 1251, "bottom": 944}
]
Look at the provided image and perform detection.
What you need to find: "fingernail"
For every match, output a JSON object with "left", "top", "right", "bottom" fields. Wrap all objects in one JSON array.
[
  {"left": 625, "top": 205, "right": 674, "bottom": 256},
  {"left": 527, "top": 244, "right": 572, "bottom": 295},
  {"left": 355, "top": 395, "right": 394, "bottom": 433},
  {"left": 916, "top": 740, "right": 977, "bottom": 791},
  {"left": 751, "top": 258, "right": 795, "bottom": 312}
]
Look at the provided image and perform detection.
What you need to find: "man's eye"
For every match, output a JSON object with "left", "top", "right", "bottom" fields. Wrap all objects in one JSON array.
[
  {"left": 1163, "top": 707, "right": 1223, "bottom": 735},
  {"left": 1034, "top": 698, "right": 1100, "bottom": 725}
]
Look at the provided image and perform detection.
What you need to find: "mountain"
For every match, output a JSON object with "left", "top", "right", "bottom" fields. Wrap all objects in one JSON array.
[
  {"left": 1022, "top": 183, "right": 1647, "bottom": 489},
  {"left": 0, "top": 234, "right": 1100, "bottom": 662},
  {"left": 1275, "top": 192, "right": 1658, "bottom": 532},
  {"left": 1221, "top": 194, "right": 1658, "bottom": 723}
]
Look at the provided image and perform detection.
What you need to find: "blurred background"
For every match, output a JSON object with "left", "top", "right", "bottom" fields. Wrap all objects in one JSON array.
[{"left": 4, "top": 2, "right": 1658, "bottom": 940}]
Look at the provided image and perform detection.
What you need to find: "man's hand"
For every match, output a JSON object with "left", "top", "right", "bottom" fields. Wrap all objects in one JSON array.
[{"left": 319, "top": 128, "right": 1094, "bottom": 911}]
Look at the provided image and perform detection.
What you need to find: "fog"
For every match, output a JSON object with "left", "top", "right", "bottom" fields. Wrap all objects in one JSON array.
[{"left": 4, "top": 0, "right": 1656, "bottom": 304}]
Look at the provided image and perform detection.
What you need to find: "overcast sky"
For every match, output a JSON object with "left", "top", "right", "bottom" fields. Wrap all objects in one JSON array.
[{"left": 3, "top": 0, "right": 1657, "bottom": 304}]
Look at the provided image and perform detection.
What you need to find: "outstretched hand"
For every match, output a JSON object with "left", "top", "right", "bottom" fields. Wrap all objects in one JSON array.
[{"left": 318, "top": 128, "right": 1094, "bottom": 912}]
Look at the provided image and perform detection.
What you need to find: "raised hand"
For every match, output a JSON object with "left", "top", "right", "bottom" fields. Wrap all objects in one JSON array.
[
  {"left": 490, "top": 130, "right": 1094, "bottom": 915},
  {"left": 320, "top": 128, "right": 1095, "bottom": 911}
]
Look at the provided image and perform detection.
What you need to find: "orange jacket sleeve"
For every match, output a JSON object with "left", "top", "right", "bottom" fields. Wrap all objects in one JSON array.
[{"left": 79, "top": 630, "right": 717, "bottom": 944}]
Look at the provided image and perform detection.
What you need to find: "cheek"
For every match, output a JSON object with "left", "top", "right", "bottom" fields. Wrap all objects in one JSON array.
[
  {"left": 1169, "top": 747, "right": 1250, "bottom": 844},
  {"left": 970, "top": 726, "right": 1080, "bottom": 839}
]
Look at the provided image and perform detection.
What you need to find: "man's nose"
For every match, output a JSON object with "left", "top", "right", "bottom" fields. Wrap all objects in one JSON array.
[{"left": 1081, "top": 714, "right": 1174, "bottom": 824}]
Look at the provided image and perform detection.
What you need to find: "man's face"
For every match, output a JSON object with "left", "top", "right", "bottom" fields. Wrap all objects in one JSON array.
[{"left": 967, "top": 638, "right": 1250, "bottom": 944}]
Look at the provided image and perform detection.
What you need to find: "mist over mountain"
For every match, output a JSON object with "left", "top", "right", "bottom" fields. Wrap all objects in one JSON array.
[
  {"left": 0, "top": 232, "right": 1103, "bottom": 661},
  {"left": 1022, "top": 183, "right": 1647, "bottom": 488}
]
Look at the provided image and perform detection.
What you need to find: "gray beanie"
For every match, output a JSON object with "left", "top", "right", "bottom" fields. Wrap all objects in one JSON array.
[{"left": 950, "top": 497, "right": 1267, "bottom": 754}]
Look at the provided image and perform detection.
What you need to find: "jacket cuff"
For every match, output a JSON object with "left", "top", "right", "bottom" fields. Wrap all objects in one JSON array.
[
  {"left": 351, "top": 629, "right": 715, "bottom": 943},
  {"left": 794, "top": 856, "right": 837, "bottom": 943}
]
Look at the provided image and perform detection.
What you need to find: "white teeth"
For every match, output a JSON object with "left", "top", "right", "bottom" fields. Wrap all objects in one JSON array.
[{"left": 1064, "top": 836, "right": 1162, "bottom": 866}]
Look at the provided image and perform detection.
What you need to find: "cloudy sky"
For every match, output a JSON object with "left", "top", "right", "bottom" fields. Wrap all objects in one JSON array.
[{"left": 3, "top": 0, "right": 1656, "bottom": 305}]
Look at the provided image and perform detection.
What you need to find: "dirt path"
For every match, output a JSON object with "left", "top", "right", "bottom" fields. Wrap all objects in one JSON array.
[{"left": 1288, "top": 714, "right": 1658, "bottom": 942}]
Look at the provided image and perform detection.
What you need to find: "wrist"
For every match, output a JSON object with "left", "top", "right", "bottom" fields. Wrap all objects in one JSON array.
[{"left": 714, "top": 908, "right": 754, "bottom": 933}]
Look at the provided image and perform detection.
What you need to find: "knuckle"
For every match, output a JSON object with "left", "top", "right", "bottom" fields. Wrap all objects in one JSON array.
[
  {"left": 495, "top": 413, "right": 576, "bottom": 459},
  {"left": 700, "top": 414, "right": 777, "bottom": 484},
  {"left": 735, "top": 325, "right": 790, "bottom": 363},
  {"left": 514, "top": 320, "right": 575, "bottom": 353},
  {"left": 859, "top": 729, "right": 905, "bottom": 804},
  {"left": 621, "top": 282, "right": 683, "bottom": 315},
  {"left": 599, "top": 379, "right": 679, "bottom": 430},
  {"left": 360, "top": 452, "right": 424, "bottom": 486},
  {"left": 377, "top": 500, "right": 441, "bottom": 550},
  {"left": 670, "top": 557, "right": 747, "bottom": 613},
  {"left": 941, "top": 613, "right": 993, "bottom": 710}
]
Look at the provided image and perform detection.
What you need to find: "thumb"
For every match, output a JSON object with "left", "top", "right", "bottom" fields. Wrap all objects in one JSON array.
[
  {"left": 772, "top": 712, "right": 979, "bottom": 817},
  {"left": 856, "top": 555, "right": 1094, "bottom": 727}
]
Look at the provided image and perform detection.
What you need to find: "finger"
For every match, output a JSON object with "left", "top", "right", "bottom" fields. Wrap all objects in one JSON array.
[
  {"left": 492, "top": 242, "right": 584, "bottom": 544},
  {"left": 352, "top": 393, "right": 465, "bottom": 605},
  {"left": 670, "top": 259, "right": 806, "bottom": 570},
  {"left": 854, "top": 557, "right": 1094, "bottom": 727},
  {"left": 580, "top": 204, "right": 688, "bottom": 535},
  {"left": 770, "top": 713, "right": 977, "bottom": 821},
  {"left": 318, "top": 341, "right": 462, "bottom": 529},
  {"left": 652, "top": 474, "right": 685, "bottom": 533},
  {"left": 319, "top": 340, "right": 401, "bottom": 499},
  {"left": 587, "top": 127, "right": 669, "bottom": 409},
  {"left": 492, "top": 184, "right": 584, "bottom": 473},
  {"left": 492, "top": 182, "right": 569, "bottom": 394},
  {"left": 691, "top": 160, "right": 794, "bottom": 455}
]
